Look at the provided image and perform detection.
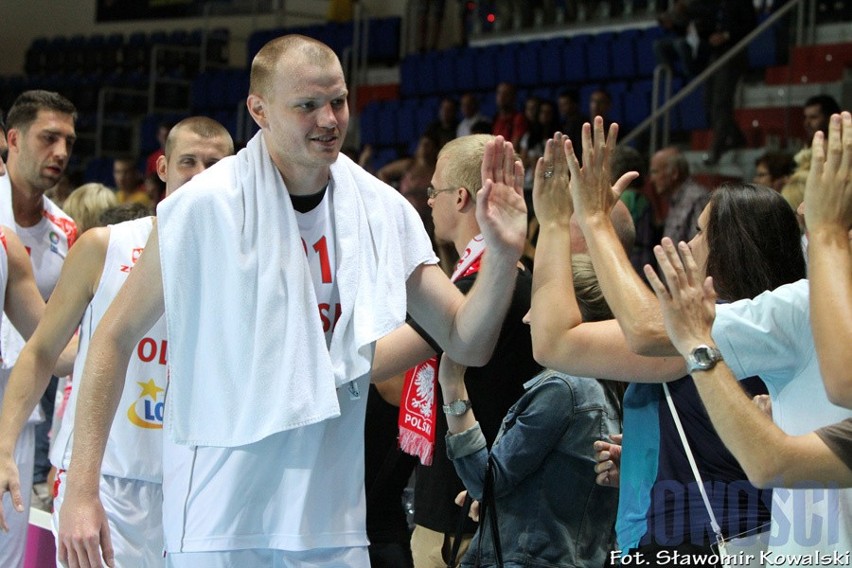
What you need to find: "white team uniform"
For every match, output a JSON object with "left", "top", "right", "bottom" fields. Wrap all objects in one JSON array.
[
  {"left": 51, "top": 217, "right": 167, "bottom": 566},
  {"left": 164, "top": 188, "right": 368, "bottom": 565},
  {"left": 162, "top": 179, "right": 433, "bottom": 567},
  {"left": 0, "top": 195, "right": 75, "bottom": 568},
  {"left": 0, "top": 229, "right": 35, "bottom": 568}
]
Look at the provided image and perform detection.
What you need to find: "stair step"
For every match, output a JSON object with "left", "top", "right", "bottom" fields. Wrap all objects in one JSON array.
[{"left": 740, "top": 82, "right": 843, "bottom": 109}]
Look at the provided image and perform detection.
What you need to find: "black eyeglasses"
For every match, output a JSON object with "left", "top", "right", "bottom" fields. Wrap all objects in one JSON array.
[{"left": 426, "top": 185, "right": 456, "bottom": 199}]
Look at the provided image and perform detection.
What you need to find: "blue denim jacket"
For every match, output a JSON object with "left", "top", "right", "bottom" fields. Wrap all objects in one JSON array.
[{"left": 446, "top": 370, "right": 621, "bottom": 567}]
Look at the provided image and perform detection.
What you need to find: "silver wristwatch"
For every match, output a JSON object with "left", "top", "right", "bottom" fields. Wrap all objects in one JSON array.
[
  {"left": 442, "top": 399, "right": 472, "bottom": 416},
  {"left": 686, "top": 344, "right": 723, "bottom": 374}
]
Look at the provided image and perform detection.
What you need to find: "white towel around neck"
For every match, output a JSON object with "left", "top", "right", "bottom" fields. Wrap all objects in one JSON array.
[{"left": 157, "top": 133, "right": 437, "bottom": 447}]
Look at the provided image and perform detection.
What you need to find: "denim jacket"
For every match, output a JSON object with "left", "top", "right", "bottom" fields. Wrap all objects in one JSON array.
[{"left": 446, "top": 370, "right": 621, "bottom": 567}]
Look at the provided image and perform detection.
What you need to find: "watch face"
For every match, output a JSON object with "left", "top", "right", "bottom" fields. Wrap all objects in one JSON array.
[
  {"left": 694, "top": 346, "right": 714, "bottom": 366},
  {"left": 690, "top": 345, "right": 721, "bottom": 370}
]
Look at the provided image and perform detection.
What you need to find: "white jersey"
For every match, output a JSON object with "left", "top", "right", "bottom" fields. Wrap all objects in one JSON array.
[
  {"left": 51, "top": 217, "right": 166, "bottom": 483},
  {"left": 163, "top": 189, "right": 390, "bottom": 555},
  {"left": 1, "top": 195, "right": 76, "bottom": 367},
  {"left": 296, "top": 188, "right": 341, "bottom": 347}
]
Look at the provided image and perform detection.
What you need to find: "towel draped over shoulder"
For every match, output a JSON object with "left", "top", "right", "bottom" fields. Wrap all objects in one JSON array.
[{"left": 158, "top": 133, "right": 437, "bottom": 447}]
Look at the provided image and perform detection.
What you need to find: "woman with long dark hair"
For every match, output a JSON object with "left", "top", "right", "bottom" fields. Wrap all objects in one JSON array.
[{"left": 529, "top": 127, "right": 806, "bottom": 566}]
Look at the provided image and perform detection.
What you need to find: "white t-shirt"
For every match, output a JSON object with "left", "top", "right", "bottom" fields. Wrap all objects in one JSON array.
[
  {"left": 51, "top": 217, "right": 165, "bottom": 483},
  {"left": 713, "top": 279, "right": 851, "bottom": 564}
]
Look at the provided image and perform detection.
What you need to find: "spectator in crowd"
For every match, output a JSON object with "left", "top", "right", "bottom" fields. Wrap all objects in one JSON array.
[
  {"left": 377, "top": 134, "right": 440, "bottom": 224},
  {"left": 371, "top": 134, "right": 541, "bottom": 568},
  {"left": 557, "top": 89, "right": 585, "bottom": 159},
  {"left": 646, "top": 238, "right": 852, "bottom": 489},
  {"left": 704, "top": 1, "right": 757, "bottom": 165},
  {"left": 588, "top": 89, "right": 613, "bottom": 133},
  {"left": 752, "top": 150, "right": 795, "bottom": 193},
  {"left": 653, "top": 0, "right": 714, "bottom": 78},
  {"left": 612, "top": 145, "right": 657, "bottom": 273},
  {"left": 99, "top": 202, "right": 154, "bottom": 226},
  {"left": 802, "top": 94, "right": 841, "bottom": 142},
  {"left": 780, "top": 147, "right": 811, "bottom": 216},
  {"left": 61, "top": 182, "right": 119, "bottom": 234},
  {"left": 649, "top": 146, "right": 710, "bottom": 244},
  {"left": 492, "top": 82, "right": 528, "bottom": 148},
  {"left": 424, "top": 97, "right": 458, "bottom": 150},
  {"left": 144, "top": 121, "right": 172, "bottom": 176},
  {"left": 519, "top": 99, "right": 559, "bottom": 194},
  {"left": 530, "top": 123, "right": 816, "bottom": 564},
  {"left": 439, "top": 255, "right": 621, "bottom": 568},
  {"left": 143, "top": 172, "right": 166, "bottom": 207},
  {"left": 456, "top": 93, "right": 488, "bottom": 138},
  {"left": 112, "top": 157, "right": 152, "bottom": 208},
  {"left": 44, "top": 174, "right": 75, "bottom": 209}
]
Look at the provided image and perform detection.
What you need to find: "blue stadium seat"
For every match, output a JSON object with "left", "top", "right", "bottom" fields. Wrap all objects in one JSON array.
[
  {"left": 375, "top": 100, "right": 399, "bottom": 146},
  {"left": 474, "top": 45, "right": 499, "bottom": 91},
  {"left": 495, "top": 44, "right": 519, "bottom": 86},
  {"left": 455, "top": 49, "right": 477, "bottom": 92},
  {"left": 637, "top": 27, "right": 666, "bottom": 77},
  {"left": 400, "top": 54, "right": 421, "bottom": 98},
  {"left": 586, "top": 32, "right": 615, "bottom": 81},
  {"left": 675, "top": 84, "right": 707, "bottom": 131},
  {"left": 435, "top": 48, "right": 459, "bottom": 94},
  {"left": 417, "top": 51, "right": 440, "bottom": 96},
  {"left": 562, "top": 35, "right": 590, "bottom": 83},
  {"left": 396, "top": 100, "right": 419, "bottom": 146},
  {"left": 612, "top": 30, "right": 640, "bottom": 79},
  {"left": 748, "top": 13, "right": 778, "bottom": 70},
  {"left": 517, "top": 40, "right": 544, "bottom": 88},
  {"left": 540, "top": 38, "right": 565, "bottom": 85},
  {"left": 359, "top": 101, "right": 380, "bottom": 146},
  {"left": 368, "top": 17, "right": 401, "bottom": 64}
]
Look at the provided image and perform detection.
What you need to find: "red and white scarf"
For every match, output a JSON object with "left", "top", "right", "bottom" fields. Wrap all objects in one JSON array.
[{"left": 398, "top": 235, "right": 485, "bottom": 465}]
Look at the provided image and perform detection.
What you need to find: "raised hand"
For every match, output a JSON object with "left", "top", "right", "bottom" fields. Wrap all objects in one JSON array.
[
  {"left": 532, "top": 132, "right": 573, "bottom": 226},
  {"left": 476, "top": 135, "right": 527, "bottom": 262},
  {"left": 643, "top": 238, "right": 717, "bottom": 357},
  {"left": 564, "top": 117, "right": 638, "bottom": 224},
  {"left": 805, "top": 111, "right": 852, "bottom": 233}
]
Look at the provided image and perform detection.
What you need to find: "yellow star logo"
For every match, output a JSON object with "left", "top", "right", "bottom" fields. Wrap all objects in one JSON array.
[{"left": 137, "top": 379, "right": 165, "bottom": 400}]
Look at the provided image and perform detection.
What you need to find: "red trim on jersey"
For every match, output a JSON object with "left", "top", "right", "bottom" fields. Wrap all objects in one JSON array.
[{"left": 42, "top": 210, "right": 78, "bottom": 248}]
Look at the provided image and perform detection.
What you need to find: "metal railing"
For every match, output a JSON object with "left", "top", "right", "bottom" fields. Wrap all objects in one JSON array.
[{"left": 622, "top": 0, "right": 816, "bottom": 153}]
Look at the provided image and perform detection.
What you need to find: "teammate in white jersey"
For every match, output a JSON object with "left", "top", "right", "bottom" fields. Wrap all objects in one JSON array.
[
  {"left": 1, "top": 91, "right": 78, "bottom": 547},
  {"left": 0, "top": 117, "right": 234, "bottom": 566},
  {"left": 0, "top": 224, "right": 73, "bottom": 566},
  {"left": 59, "top": 35, "right": 527, "bottom": 568}
]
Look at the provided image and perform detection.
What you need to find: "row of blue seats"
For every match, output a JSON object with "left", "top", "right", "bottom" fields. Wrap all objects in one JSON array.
[
  {"left": 401, "top": 22, "right": 782, "bottom": 98},
  {"left": 25, "top": 28, "right": 229, "bottom": 76},
  {"left": 362, "top": 78, "right": 707, "bottom": 150},
  {"left": 246, "top": 17, "right": 401, "bottom": 67}
]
